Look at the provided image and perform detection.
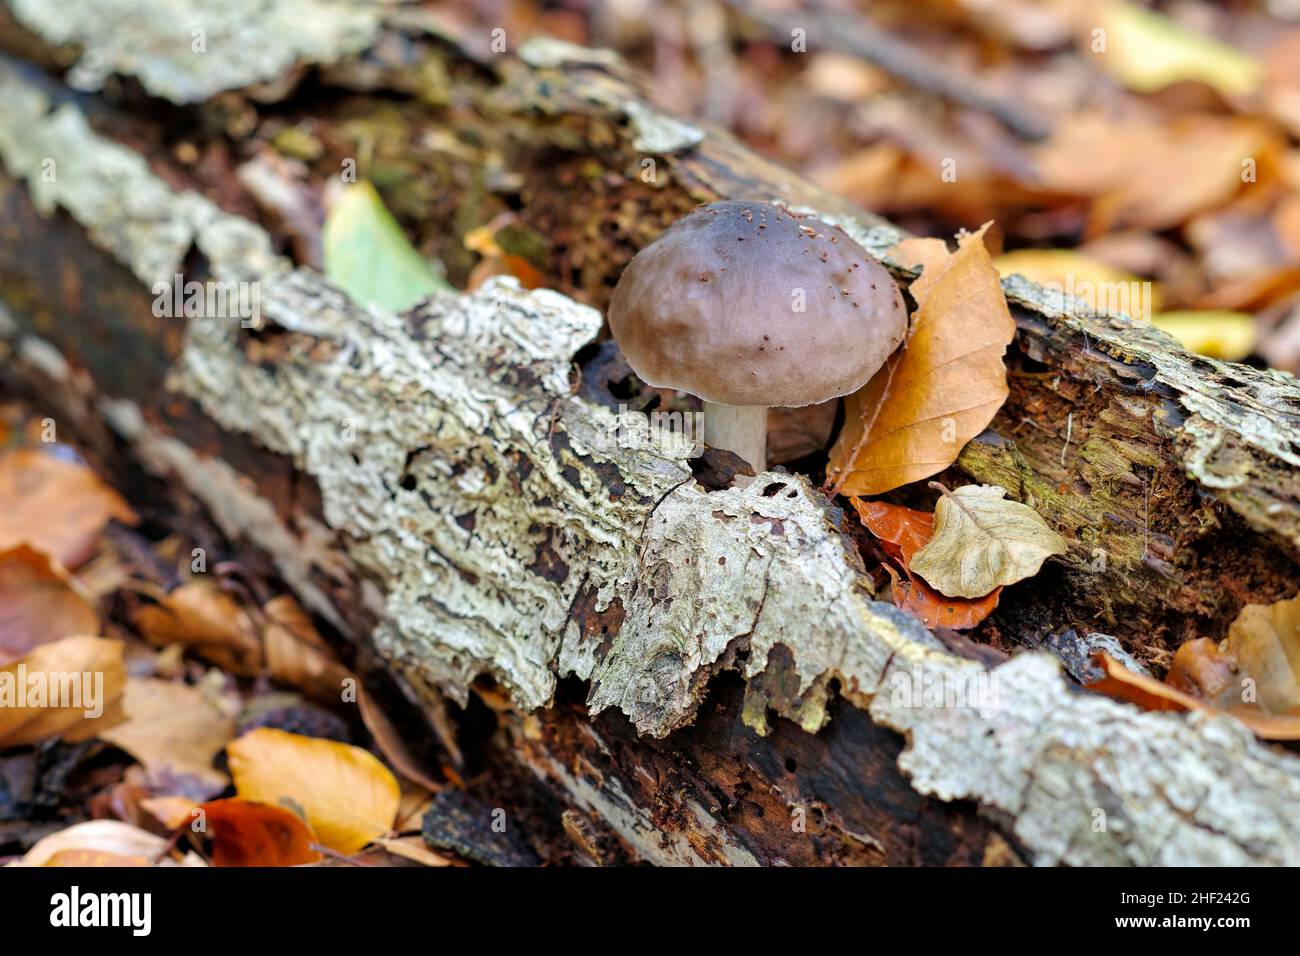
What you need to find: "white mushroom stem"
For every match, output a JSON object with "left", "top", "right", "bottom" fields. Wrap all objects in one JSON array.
[{"left": 702, "top": 402, "right": 768, "bottom": 478}]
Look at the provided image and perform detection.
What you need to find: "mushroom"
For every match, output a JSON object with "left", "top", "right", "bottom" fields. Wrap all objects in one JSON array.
[{"left": 607, "top": 201, "right": 908, "bottom": 478}]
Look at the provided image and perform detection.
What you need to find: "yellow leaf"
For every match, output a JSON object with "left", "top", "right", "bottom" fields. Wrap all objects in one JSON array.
[
  {"left": 0, "top": 635, "right": 125, "bottom": 747},
  {"left": 993, "top": 249, "right": 1160, "bottom": 321},
  {"left": 1095, "top": 3, "right": 1262, "bottom": 99},
  {"left": 226, "top": 727, "right": 400, "bottom": 854},
  {"left": 1150, "top": 311, "right": 1256, "bottom": 360},
  {"left": 100, "top": 678, "right": 236, "bottom": 799},
  {"left": 909, "top": 484, "right": 1068, "bottom": 598},
  {"left": 828, "top": 224, "right": 1015, "bottom": 496}
]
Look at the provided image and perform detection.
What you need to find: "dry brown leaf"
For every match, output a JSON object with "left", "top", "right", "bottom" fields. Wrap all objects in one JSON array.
[
  {"left": 1034, "top": 114, "right": 1279, "bottom": 234},
  {"left": 828, "top": 224, "right": 1015, "bottom": 496},
  {"left": 0, "top": 545, "right": 98, "bottom": 662},
  {"left": 0, "top": 449, "right": 137, "bottom": 569},
  {"left": 140, "top": 795, "right": 201, "bottom": 831},
  {"left": 100, "top": 678, "right": 235, "bottom": 799},
  {"left": 851, "top": 499, "right": 1001, "bottom": 630},
  {"left": 1088, "top": 651, "right": 1300, "bottom": 740},
  {"left": 263, "top": 595, "right": 351, "bottom": 702},
  {"left": 358, "top": 689, "right": 444, "bottom": 793},
  {"left": 1225, "top": 595, "right": 1300, "bottom": 715},
  {"left": 1166, "top": 637, "right": 1238, "bottom": 701},
  {"left": 227, "top": 727, "right": 400, "bottom": 855},
  {"left": 373, "top": 835, "right": 457, "bottom": 867},
  {"left": 0, "top": 635, "right": 126, "bottom": 747},
  {"left": 197, "top": 798, "right": 323, "bottom": 867},
  {"left": 134, "top": 581, "right": 263, "bottom": 675},
  {"left": 909, "top": 484, "right": 1067, "bottom": 598}
]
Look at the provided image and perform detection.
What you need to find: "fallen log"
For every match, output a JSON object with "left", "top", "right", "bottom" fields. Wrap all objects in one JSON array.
[{"left": 1, "top": 1, "right": 1299, "bottom": 865}]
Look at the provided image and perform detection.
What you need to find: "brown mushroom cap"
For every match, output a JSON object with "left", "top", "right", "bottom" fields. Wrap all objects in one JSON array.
[{"left": 608, "top": 201, "right": 909, "bottom": 407}]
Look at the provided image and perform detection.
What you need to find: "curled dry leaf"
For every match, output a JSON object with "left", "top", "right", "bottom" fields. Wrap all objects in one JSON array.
[
  {"left": 851, "top": 499, "right": 1001, "bottom": 630},
  {"left": 0, "top": 449, "right": 137, "bottom": 569},
  {"left": 1225, "top": 594, "right": 1300, "bottom": 715},
  {"left": 11, "top": 820, "right": 168, "bottom": 867},
  {"left": 0, "top": 636, "right": 126, "bottom": 748},
  {"left": 226, "top": 727, "right": 400, "bottom": 855},
  {"left": 909, "top": 484, "right": 1067, "bottom": 599},
  {"left": 134, "top": 581, "right": 263, "bottom": 675},
  {"left": 372, "top": 835, "right": 458, "bottom": 867},
  {"left": 0, "top": 544, "right": 98, "bottom": 662},
  {"left": 263, "top": 595, "right": 351, "bottom": 703},
  {"left": 140, "top": 795, "right": 201, "bottom": 831},
  {"left": 1088, "top": 651, "right": 1300, "bottom": 741},
  {"left": 197, "top": 798, "right": 323, "bottom": 867},
  {"left": 100, "top": 678, "right": 236, "bottom": 800},
  {"left": 828, "top": 224, "right": 1016, "bottom": 496}
]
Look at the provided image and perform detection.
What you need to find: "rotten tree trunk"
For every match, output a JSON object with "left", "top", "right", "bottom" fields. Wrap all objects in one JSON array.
[{"left": 1, "top": 2, "right": 1299, "bottom": 865}]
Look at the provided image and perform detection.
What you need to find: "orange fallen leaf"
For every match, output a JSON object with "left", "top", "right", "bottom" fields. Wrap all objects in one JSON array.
[
  {"left": 226, "top": 727, "right": 400, "bottom": 855},
  {"left": 1087, "top": 651, "right": 1300, "bottom": 740},
  {"left": 828, "top": 224, "right": 1015, "bottom": 496},
  {"left": 852, "top": 499, "right": 1001, "bottom": 630},
  {"left": 134, "top": 581, "right": 263, "bottom": 675},
  {"left": 0, "top": 635, "right": 126, "bottom": 747},
  {"left": 197, "top": 798, "right": 323, "bottom": 867},
  {"left": 0, "top": 449, "right": 136, "bottom": 569},
  {"left": 883, "top": 565, "right": 1002, "bottom": 631},
  {"left": 0, "top": 545, "right": 98, "bottom": 662}
]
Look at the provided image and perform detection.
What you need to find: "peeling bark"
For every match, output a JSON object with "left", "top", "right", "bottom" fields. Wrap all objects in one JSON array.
[{"left": 2, "top": 3, "right": 1299, "bottom": 866}]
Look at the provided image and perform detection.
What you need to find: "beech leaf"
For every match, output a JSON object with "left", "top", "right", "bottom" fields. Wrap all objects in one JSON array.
[
  {"left": 850, "top": 499, "right": 1002, "bottom": 631},
  {"left": 323, "top": 180, "right": 451, "bottom": 313},
  {"left": 0, "top": 450, "right": 137, "bottom": 569},
  {"left": 226, "top": 727, "right": 400, "bottom": 855},
  {"left": 909, "top": 484, "right": 1067, "bottom": 598},
  {"left": 827, "top": 224, "right": 1016, "bottom": 496},
  {"left": 0, "top": 545, "right": 99, "bottom": 662}
]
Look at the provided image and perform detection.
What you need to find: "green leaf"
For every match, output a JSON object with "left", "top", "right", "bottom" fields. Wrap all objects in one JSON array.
[{"left": 323, "top": 180, "right": 451, "bottom": 312}]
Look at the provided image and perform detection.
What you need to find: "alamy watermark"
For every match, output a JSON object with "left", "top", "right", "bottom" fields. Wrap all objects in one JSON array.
[
  {"left": 1040, "top": 275, "right": 1154, "bottom": 323},
  {"left": 613, "top": 403, "right": 705, "bottom": 458},
  {"left": 887, "top": 665, "right": 1000, "bottom": 718},
  {"left": 152, "top": 274, "right": 261, "bottom": 328},
  {"left": 0, "top": 665, "right": 105, "bottom": 718}
]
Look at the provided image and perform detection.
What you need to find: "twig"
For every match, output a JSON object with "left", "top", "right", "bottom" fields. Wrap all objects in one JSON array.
[{"left": 736, "top": 2, "right": 1052, "bottom": 141}]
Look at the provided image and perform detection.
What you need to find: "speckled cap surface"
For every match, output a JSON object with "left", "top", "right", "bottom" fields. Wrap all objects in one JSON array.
[{"left": 608, "top": 201, "right": 908, "bottom": 407}]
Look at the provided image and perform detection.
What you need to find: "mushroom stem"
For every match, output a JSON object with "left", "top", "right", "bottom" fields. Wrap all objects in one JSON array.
[{"left": 702, "top": 402, "right": 767, "bottom": 478}]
